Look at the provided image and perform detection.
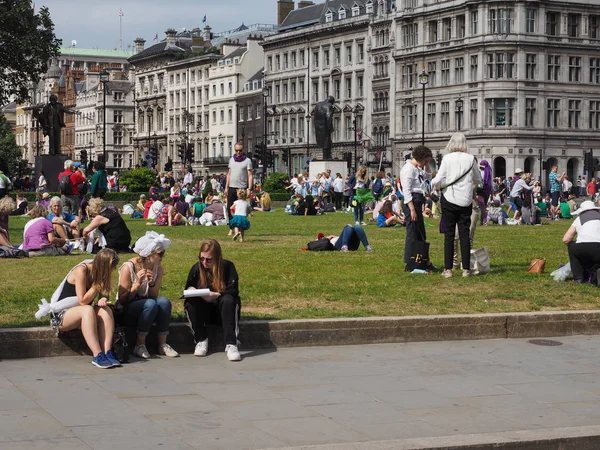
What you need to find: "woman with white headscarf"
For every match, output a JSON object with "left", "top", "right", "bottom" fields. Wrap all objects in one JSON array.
[
  {"left": 117, "top": 231, "right": 179, "bottom": 359},
  {"left": 562, "top": 201, "right": 600, "bottom": 285}
]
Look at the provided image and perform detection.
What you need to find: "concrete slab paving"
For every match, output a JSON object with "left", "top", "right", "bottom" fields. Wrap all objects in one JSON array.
[{"left": 1, "top": 336, "right": 600, "bottom": 449}]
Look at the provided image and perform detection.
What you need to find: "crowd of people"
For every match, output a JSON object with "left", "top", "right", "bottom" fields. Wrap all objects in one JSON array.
[{"left": 1, "top": 137, "right": 600, "bottom": 367}]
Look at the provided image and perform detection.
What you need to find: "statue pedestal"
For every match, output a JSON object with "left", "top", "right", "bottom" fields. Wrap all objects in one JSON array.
[
  {"left": 35, "top": 154, "right": 68, "bottom": 192},
  {"left": 309, "top": 160, "right": 349, "bottom": 180}
]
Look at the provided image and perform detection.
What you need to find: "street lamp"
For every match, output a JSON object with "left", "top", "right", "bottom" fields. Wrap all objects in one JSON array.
[
  {"left": 455, "top": 96, "right": 464, "bottom": 131},
  {"left": 99, "top": 69, "right": 109, "bottom": 163},
  {"left": 352, "top": 105, "right": 361, "bottom": 172},
  {"left": 88, "top": 140, "right": 94, "bottom": 166},
  {"left": 152, "top": 132, "right": 158, "bottom": 168},
  {"left": 262, "top": 86, "right": 269, "bottom": 181},
  {"left": 419, "top": 70, "right": 429, "bottom": 147},
  {"left": 146, "top": 105, "right": 153, "bottom": 160}
]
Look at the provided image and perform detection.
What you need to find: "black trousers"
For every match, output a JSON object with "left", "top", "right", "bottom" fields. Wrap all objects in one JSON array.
[
  {"left": 441, "top": 195, "right": 473, "bottom": 270},
  {"left": 184, "top": 294, "right": 240, "bottom": 345},
  {"left": 226, "top": 188, "right": 240, "bottom": 226},
  {"left": 402, "top": 192, "right": 426, "bottom": 264},
  {"left": 568, "top": 242, "right": 600, "bottom": 282},
  {"left": 334, "top": 192, "right": 343, "bottom": 210}
]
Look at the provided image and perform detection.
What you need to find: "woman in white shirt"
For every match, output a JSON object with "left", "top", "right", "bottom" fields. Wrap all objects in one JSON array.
[
  {"left": 400, "top": 145, "right": 433, "bottom": 269},
  {"left": 432, "top": 132, "right": 483, "bottom": 278},
  {"left": 562, "top": 201, "right": 600, "bottom": 284}
]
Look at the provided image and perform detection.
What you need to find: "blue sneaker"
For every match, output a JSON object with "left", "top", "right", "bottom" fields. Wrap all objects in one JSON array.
[
  {"left": 105, "top": 350, "right": 122, "bottom": 367},
  {"left": 91, "top": 352, "right": 112, "bottom": 369}
]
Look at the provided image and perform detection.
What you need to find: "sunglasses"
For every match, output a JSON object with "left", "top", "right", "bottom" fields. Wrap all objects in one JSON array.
[{"left": 200, "top": 256, "right": 213, "bottom": 263}]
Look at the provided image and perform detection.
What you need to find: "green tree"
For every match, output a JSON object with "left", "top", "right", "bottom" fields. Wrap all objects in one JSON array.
[
  {"left": 0, "top": 113, "right": 21, "bottom": 177},
  {"left": 262, "top": 172, "right": 289, "bottom": 193},
  {"left": 118, "top": 168, "right": 156, "bottom": 192},
  {"left": 0, "top": 1, "right": 61, "bottom": 105}
]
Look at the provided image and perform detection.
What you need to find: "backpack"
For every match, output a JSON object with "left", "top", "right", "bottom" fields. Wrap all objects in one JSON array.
[
  {"left": 59, "top": 173, "right": 73, "bottom": 195},
  {"left": 307, "top": 238, "right": 335, "bottom": 251},
  {"left": 77, "top": 180, "right": 89, "bottom": 195},
  {"left": 373, "top": 178, "right": 383, "bottom": 194}
]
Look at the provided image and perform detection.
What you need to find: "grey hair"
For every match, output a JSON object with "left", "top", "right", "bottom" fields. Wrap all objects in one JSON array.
[
  {"left": 444, "top": 132, "right": 468, "bottom": 153},
  {"left": 49, "top": 196, "right": 62, "bottom": 209},
  {"left": 64, "top": 159, "right": 74, "bottom": 170}
]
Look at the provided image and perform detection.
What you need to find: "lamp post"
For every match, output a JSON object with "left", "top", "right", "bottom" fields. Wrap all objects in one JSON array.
[
  {"left": 152, "top": 132, "right": 158, "bottom": 168},
  {"left": 99, "top": 69, "right": 109, "bottom": 164},
  {"left": 455, "top": 96, "right": 464, "bottom": 131},
  {"left": 262, "top": 86, "right": 269, "bottom": 181},
  {"left": 352, "top": 105, "right": 361, "bottom": 172},
  {"left": 419, "top": 70, "right": 429, "bottom": 147}
]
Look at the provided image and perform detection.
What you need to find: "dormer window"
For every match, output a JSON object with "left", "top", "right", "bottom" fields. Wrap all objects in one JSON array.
[
  {"left": 245, "top": 82, "right": 250, "bottom": 91},
  {"left": 253, "top": 80, "right": 258, "bottom": 89},
  {"left": 366, "top": 0, "right": 374, "bottom": 14},
  {"left": 339, "top": 7, "right": 346, "bottom": 20},
  {"left": 225, "top": 59, "right": 231, "bottom": 65},
  {"left": 325, "top": 10, "right": 333, "bottom": 22},
  {"left": 352, "top": 5, "right": 360, "bottom": 17},
  {"left": 234, "top": 57, "right": 240, "bottom": 63}
]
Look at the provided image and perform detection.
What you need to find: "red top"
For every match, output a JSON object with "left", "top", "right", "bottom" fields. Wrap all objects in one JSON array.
[
  {"left": 58, "top": 170, "right": 86, "bottom": 195},
  {"left": 587, "top": 182, "right": 596, "bottom": 195}
]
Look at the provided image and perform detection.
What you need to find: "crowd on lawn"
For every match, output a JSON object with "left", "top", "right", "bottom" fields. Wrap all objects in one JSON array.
[{"left": 2, "top": 136, "right": 600, "bottom": 368}]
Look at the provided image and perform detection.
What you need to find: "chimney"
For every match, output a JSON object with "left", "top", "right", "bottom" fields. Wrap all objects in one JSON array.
[
  {"left": 203, "top": 25, "right": 212, "bottom": 43},
  {"left": 165, "top": 29, "right": 177, "bottom": 48},
  {"left": 134, "top": 38, "right": 145, "bottom": 54},
  {"left": 298, "top": 1, "right": 314, "bottom": 8},
  {"left": 278, "top": 0, "right": 295, "bottom": 25}
]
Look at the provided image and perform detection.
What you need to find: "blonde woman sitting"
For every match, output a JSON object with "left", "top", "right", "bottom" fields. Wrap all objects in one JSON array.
[
  {"left": 253, "top": 192, "right": 272, "bottom": 212},
  {"left": 117, "top": 231, "right": 179, "bottom": 359}
]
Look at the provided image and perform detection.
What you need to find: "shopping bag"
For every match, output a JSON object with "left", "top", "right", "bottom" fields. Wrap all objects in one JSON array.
[{"left": 469, "top": 247, "right": 490, "bottom": 275}]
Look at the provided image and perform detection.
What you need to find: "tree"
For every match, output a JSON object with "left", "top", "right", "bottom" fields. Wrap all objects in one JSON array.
[
  {"left": 118, "top": 167, "right": 156, "bottom": 192},
  {"left": 263, "top": 172, "right": 289, "bottom": 193},
  {"left": 0, "top": 1, "right": 61, "bottom": 105},
  {"left": 0, "top": 113, "right": 21, "bottom": 177}
]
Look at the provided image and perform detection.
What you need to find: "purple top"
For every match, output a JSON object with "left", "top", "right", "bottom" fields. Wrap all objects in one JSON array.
[
  {"left": 23, "top": 218, "right": 54, "bottom": 251},
  {"left": 38, "top": 200, "right": 50, "bottom": 208}
]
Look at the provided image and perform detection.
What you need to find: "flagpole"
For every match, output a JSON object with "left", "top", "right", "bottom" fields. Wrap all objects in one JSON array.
[{"left": 119, "top": 14, "right": 123, "bottom": 51}]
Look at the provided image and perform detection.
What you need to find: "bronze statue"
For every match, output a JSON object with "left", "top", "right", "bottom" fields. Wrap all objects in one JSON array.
[
  {"left": 314, "top": 96, "right": 335, "bottom": 160},
  {"left": 41, "top": 94, "right": 66, "bottom": 155}
]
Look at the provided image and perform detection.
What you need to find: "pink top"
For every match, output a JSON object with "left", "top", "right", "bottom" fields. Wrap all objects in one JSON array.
[{"left": 23, "top": 218, "right": 54, "bottom": 251}]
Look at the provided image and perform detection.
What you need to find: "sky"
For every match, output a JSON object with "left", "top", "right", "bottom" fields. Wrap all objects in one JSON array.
[{"left": 38, "top": 0, "right": 278, "bottom": 50}]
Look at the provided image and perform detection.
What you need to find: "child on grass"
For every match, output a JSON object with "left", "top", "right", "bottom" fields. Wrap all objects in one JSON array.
[{"left": 230, "top": 189, "right": 251, "bottom": 242}]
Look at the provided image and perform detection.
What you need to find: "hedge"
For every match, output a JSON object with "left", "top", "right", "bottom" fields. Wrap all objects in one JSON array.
[{"left": 18, "top": 191, "right": 293, "bottom": 203}]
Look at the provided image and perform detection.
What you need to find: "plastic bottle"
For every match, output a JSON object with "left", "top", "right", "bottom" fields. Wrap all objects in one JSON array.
[{"left": 411, "top": 269, "right": 429, "bottom": 275}]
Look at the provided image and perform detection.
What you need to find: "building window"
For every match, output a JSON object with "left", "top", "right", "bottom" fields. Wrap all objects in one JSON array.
[
  {"left": 488, "top": 8, "right": 513, "bottom": 34},
  {"left": 300, "top": 50, "right": 305, "bottom": 66},
  {"left": 487, "top": 98, "right": 514, "bottom": 126},
  {"left": 470, "top": 99, "right": 478, "bottom": 128},
  {"left": 366, "top": 0, "right": 373, "bottom": 14},
  {"left": 275, "top": 55, "right": 280, "bottom": 70},
  {"left": 526, "top": 9, "right": 536, "bottom": 33},
  {"left": 212, "top": 110, "right": 216, "bottom": 125},
  {"left": 471, "top": 11, "right": 478, "bottom": 35},
  {"left": 333, "top": 117, "right": 340, "bottom": 140},
  {"left": 247, "top": 105, "right": 253, "bottom": 120},
  {"left": 228, "top": 108, "right": 232, "bottom": 123},
  {"left": 283, "top": 83, "right": 288, "bottom": 102},
  {"left": 284, "top": 53, "right": 288, "bottom": 69},
  {"left": 334, "top": 79, "right": 341, "bottom": 99},
  {"left": 228, "top": 81, "right": 233, "bottom": 94},
  {"left": 454, "top": 57, "right": 464, "bottom": 83},
  {"left": 291, "top": 82, "right": 297, "bottom": 101},
  {"left": 113, "top": 131, "right": 123, "bottom": 146},
  {"left": 113, "top": 110, "right": 123, "bottom": 123},
  {"left": 357, "top": 75, "right": 363, "bottom": 97},
  {"left": 590, "top": 100, "right": 600, "bottom": 129},
  {"left": 352, "top": 5, "right": 359, "bottom": 16},
  {"left": 470, "top": 55, "right": 478, "bottom": 81},
  {"left": 275, "top": 85, "right": 280, "bottom": 102},
  {"left": 455, "top": 14, "right": 466, "bottom": 38},
  {"left": 403, "top": 24, "right": 418, "bottom": 47},
  {"left": 300, "top": 80, "right": 305, "bottom": 100},
  {"left": 590, "top": 15, "right": 600, "bottom": 39},
  {"left": 291, "top": 117, "right": 296, "bottom": 138},
  {"left": 428, "top": 61, "right": 437, "bottom": 86},
  {"left": 428, "top": 20, "right": 438, "bottom": 42},
  {"left": 239, "top": 106, "right": 244, "bottom": 121},
  {"left": 442, "top": 18, "right": 451, "bottom": 40},
  {"left": 325, "top": 10, "right": 333, "bottom": 22},
  {"left": 113, "top": 153, "right": 123, "bottom": 168},
  {"left": 358, "top": 43, "right": 364, "bottom": 62},
  {"left": 526, "top": 54, "right": 536, "bottom": 80},
  {"left": 591, "top": 58, "right": 600, "bottom": 83},
  {"left": 441, "top": 59, "right": 450, "bottom": 85},
  {"left": 547, "top": 55, "right": 560, "bottom": 81},
  {"left": 114, "top": 92, "right": 123, "bottom": 101},
  {"left": 324, "top": 80, "right": 330, "bottom": 96},
  {"left": 525, "top": 98, "right": 536, "bottom": 127},
  {"left": 339, "top": 7, "right": 346, "bottom": 20},
  {"left": 440, "top": 102, "right": 449, "bottom": 130},
  {"left": 346, "top": 45, "right": 352, "bottom": 64},
  {"left": 486, "top": 52, "right": 515, "bottom": 79},
  {"left": 220, "top": 110, "right": 224, "bottom": 123},
  {"left": 401, "top": 105, "right": 417, "bottom": 131},
  {"left": 569, "top": 56, "right": 581, "bottom": 82},
  {"left": 220, "top": 83, "right": 224, "bottom": 95},
  {"left": 546, "top": 98, "right": 560, "bottom": 128},
  {"left": 324, "top": 49, "right": 330, "bottom": 67},
  {"left": 335, "top": 47, "right": 341, "bottom": 65},
  {"left": 567, "top": 14, "right": 581, "bottom": 37},
  {"left": 345, "top": 77, "right": 352, "bottom": 98},
  {"left": 313, "top": 81, "right": 319, "bottom": 102},
  {"left": 427, "top": 103, "right": 436, "bottom": 130},
  {"left": 291, "top": 51, "right": 296, "bottom": 68},
  {"left": 546, "top": 12, "right": 559, "bottom": 35},
  {"left": 313, "top": 51, "right": 319, "bottom": 68},
  {"left": 568, "top": 99, "right": 581, "bottom": 128}
]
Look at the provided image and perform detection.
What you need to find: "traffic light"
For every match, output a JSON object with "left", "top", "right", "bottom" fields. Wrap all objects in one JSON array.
[
  {"left": 80, "top": 150, "right": 88, "bottom": 169},
  {"left": 436, "top": 153, "right": 442, "bottom": 168},
  {"left": 151, "top": 145, "right": 158, "bottom": 166},
  {"left": 282, "top": 150, "right": 288, "bottom": 164},
  {"left": 187, "top": 143, "right": 195, "bottom": 164},
  {"left": 178, "top": 144, "right": 185, "bottom": 162},
  {"left": 584, "top": 150, "right": 594, "bottom": 173}
]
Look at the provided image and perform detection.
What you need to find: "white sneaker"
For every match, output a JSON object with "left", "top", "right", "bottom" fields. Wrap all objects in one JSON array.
[
  {"left": 442, "top": 269, "right": 453, "bottom": 278},
  {"left": 462, "top": 269, "right": 472, "bottom": 278},
  {"left": 194, "top": 338, "right": 208, "bottom": 357},
  {"left": 225, "top": 344, "right": 241, "bottom": 361},
  {"left": 158, "top": 343, "right": 179, "bottom": 358},
  {"left": 133, "top": 344, "right": 150, "bottom": 359}
]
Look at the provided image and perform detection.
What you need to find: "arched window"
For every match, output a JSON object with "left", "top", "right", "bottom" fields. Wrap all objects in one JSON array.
[{"left": 384, "top": 126, "right": 390, "bottom": 143}]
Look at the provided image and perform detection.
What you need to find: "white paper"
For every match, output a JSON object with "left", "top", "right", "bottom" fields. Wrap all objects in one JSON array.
[{"left": 183, "top": 288, "right": 210, "bottom": 298}]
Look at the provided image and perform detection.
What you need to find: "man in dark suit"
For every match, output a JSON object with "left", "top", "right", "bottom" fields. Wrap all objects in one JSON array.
[{"left": 41, "top": 94, "right": 66, "bottom": 155}]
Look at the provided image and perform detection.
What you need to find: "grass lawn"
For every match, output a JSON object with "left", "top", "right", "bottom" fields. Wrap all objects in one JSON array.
[{"left": 1, "top": 209, "right": 598, "bottom": 328}]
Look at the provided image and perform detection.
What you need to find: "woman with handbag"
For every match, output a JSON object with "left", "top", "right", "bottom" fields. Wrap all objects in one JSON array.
[
  {"left": 400, "top": 145, "right": 433, "bottom": 270},
  {"left": 432, "top": 132, "right": 483, "bottom": 278},
  {"left": 117, "top": 231, "right": 179, "bottom": 359}
]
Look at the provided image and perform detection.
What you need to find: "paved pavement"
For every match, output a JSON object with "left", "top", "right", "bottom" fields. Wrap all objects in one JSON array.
[{"left": 1, "top": 336, "right": 600, "bottom": 449}]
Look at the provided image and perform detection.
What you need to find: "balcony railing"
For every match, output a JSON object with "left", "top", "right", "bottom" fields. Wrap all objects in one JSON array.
[{"left": 203, "top": 156, "right": 229, "bottom": 166}]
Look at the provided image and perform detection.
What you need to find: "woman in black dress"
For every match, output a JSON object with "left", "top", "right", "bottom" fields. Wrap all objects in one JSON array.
[{"left": 83, "top": 198, "right": 132, "bottom": 253}]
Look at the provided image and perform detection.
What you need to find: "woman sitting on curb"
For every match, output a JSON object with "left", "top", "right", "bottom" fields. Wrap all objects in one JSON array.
[
  {"left": 117, "top": 231, "right": 179, "bottom": 359},
  {"left": 35, "top": 248, "right": 122, "bottom": 369},
  {"left": 184, "top": 239, "right": 242, "bottom": 362}
]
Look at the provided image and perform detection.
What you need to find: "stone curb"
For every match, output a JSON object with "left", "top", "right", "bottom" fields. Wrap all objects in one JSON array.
[
  {"left": 257, "top": 425, "right": 600, "bottom": 450},
  {"left": 1, "top": 310, "right": 600, "bottom": 359}
]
